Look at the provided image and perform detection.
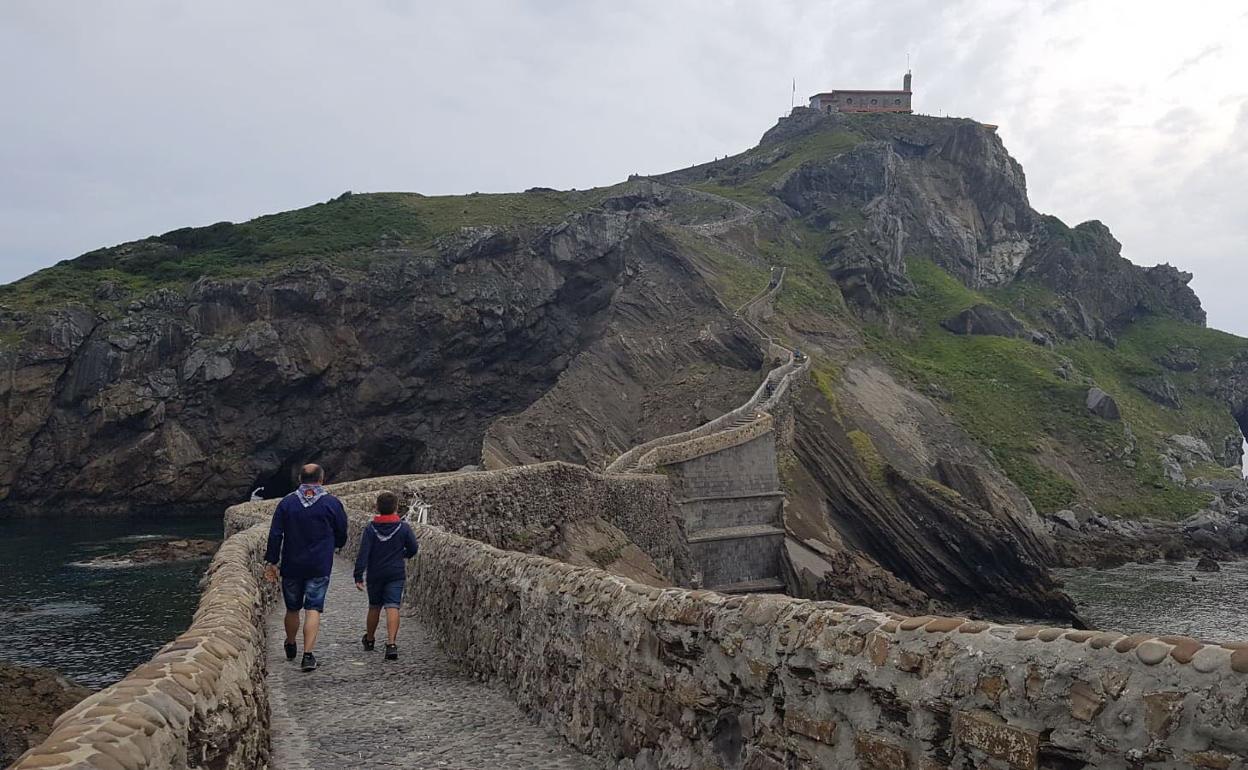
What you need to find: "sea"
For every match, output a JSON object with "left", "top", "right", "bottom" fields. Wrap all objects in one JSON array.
[
  {"left": 0, "top": 514, "right": 221, "bottom": 689},
  {"left": 1055, "top": 558, "right": 1248, "bottom": 641}
]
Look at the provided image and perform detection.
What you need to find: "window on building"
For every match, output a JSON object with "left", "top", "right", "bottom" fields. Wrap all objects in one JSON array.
[
  {"left": 845, "top": 97, "right": 852, "bottom": 104},
  {"left": 895, "top": 98, "right": 901, "bottom": 105},
  {"left": 870, "top": 98, "right": 878, "bottom": 105}
]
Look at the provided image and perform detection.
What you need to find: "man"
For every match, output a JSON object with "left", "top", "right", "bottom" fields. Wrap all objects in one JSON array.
[{"left": 264, "top": 463, "right": 348, "bottom": 672}]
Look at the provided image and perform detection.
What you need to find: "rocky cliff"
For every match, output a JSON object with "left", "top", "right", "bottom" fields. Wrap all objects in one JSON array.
[{"left": 3, "top": 110, "right": 1245, "bottom": 619}]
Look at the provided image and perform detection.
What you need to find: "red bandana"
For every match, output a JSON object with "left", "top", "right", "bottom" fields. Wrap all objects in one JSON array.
[{"left": 373, "top": 514, "right": 401, "bottom": 524}]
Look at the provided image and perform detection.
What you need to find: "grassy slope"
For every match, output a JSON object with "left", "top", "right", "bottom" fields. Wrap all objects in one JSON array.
[
  {"left": 0, "top": 189, "right": 604, "bottom": 311},
  {"left": 871, "top": 259, "right": 1243, "bottom": 518},
  {"left": 670, "top": 122, "right": 1245, "bottom": 520}
]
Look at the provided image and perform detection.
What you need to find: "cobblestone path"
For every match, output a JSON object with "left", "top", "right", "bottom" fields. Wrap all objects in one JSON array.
[{"left": 266, "top": 557, "right": 603, "bottom": 769}]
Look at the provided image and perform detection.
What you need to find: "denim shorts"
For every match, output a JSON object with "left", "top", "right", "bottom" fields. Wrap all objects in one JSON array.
[
  {"left": 366, "top": 578, "right": 404, "bottom": 609},
  {"left": 282, "top": 575, "right": 330, "bottom": 612}
]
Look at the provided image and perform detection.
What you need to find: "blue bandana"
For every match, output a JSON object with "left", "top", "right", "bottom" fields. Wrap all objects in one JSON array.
[{"left": 296, "top": 484, "right": 328, "bottom": 508}]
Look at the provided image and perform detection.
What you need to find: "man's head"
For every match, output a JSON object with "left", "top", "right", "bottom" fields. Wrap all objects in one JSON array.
[
  {"left": 299, "top": 464, "right": 325, "bottom": 484},
  {"left": 376, "top": 491, "right": 398, "bottom": 516}
]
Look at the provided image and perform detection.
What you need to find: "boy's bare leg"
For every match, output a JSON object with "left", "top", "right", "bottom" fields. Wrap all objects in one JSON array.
[
  {"left": 284, "top": 610, "right": 300, "bottom": 644},
  {"left": 303, "top": 610, "right": 321, "bottom": 652},
  {"left": 365, "top": 607, "right": 381, "bottom": 640},
  {"left": 385, "top": 607, "right": 400, "bottom": 645}
]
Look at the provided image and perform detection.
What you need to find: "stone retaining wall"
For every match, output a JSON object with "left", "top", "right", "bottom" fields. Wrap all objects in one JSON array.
[
  {"left": 10, "top": 523, "right": 274, "bottom": 770},
  {"left": 411, "top": 524, "right": 1248, "bottom": 770}
]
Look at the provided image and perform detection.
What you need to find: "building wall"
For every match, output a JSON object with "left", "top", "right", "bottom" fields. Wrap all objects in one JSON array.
[{"left": 810, "top": 91, "right": 912, "bottom": 114}]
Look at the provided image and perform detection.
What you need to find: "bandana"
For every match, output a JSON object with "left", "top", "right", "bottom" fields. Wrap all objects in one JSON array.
[
  {"left": 296, "top": 483, "right": 328, "bottom": 508},
  {"left": 373, "top": 514, "right": 401, "bottom": 524}
]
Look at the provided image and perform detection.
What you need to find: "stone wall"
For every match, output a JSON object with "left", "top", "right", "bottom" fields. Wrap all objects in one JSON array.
[
  {"left": 227, "top": 461, "right": 688, "bottom": 584},
  {"left": 411, "top": 524, "right": 1248, "bottom": 770},
  {"left": 10, "top": 523, "right": 274, "bottom": 770}
]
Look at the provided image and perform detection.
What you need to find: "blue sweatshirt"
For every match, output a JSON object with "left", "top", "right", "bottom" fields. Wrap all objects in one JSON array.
[
  {"left": 264, "top": 487, "right": 349, "bottom": 579},
  {"left": 353, "top": 519, "right": 419, "bottom": 584}
]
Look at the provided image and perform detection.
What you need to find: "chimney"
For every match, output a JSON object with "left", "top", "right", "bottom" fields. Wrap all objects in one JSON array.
[{"left": 903, "top": 71, "right": 912, "bottom": 92}]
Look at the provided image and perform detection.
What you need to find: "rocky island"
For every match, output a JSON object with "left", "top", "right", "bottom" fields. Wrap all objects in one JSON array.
[{"left": 7, "top": 109, "right": 1248, "bottom": 769}]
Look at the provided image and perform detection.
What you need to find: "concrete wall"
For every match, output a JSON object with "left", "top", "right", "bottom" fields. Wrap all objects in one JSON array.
[
  {"left": 810, "top": 91, "right": 913, "bottom": 114},
  {"left": 10, "top": 523, "right": 274, "bottom": 770},
  {"left": 411, "top": 524, "right": 1248, "bottom": 770}
]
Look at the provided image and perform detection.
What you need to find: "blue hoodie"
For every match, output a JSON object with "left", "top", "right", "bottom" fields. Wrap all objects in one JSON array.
[
  {"left": 353, "top": 517, "right": 419, "bottom": 584},
  {"left": 264, "top": 485, "right": 348, "bottom": 579}
]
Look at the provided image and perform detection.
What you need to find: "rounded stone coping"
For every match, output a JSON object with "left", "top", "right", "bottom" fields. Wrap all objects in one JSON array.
[
  {"left": 414, "top": 524, "right": 1248, "bottom": 677},
  {"left": 605, "top": 354, "right": 800, "bottom": 474},
  {"left": 11, "top": 523, "right": 273, "bottom": 770},
  {"left": 637, "top": 413, "right": 775, "bottom": 470}
]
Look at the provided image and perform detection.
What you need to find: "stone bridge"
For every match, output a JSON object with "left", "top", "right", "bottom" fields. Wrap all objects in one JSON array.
[{"left": 12, "top": 272, "right": 1248, "bottom": 770}]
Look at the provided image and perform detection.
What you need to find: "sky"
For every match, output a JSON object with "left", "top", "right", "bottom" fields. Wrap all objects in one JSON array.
[{"left": 2, "top": 1, "right": 1246, "bottom": 333}]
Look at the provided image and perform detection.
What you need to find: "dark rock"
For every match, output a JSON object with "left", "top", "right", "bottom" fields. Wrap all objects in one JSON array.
[
  {"left": 1158, "top": 346, "right": 1200, "bottom": 372},
  {"left": 0, "top": 662, "right": 92, "bottom": 766},
  {"left": 1133, "top": 376, "right": 1182, "bottom": 409},
  {"left": 80, "top": 538, "right": 218, "bottom": 566},
  {"left": 940, "top": 304, "right": 1025, "bottom": 338},
  {"left": 1086, "top": 388, "right": 1121, "bottom": 420},
  {"left": 1195, "top": 555, "right": 1221, "bottom": 572},
  {"left": 1017, "top": 218, "right": 1206, "bottom": 335},
  {"left": 1163, "top": 542, "right": 1187, "bottom": 562}
]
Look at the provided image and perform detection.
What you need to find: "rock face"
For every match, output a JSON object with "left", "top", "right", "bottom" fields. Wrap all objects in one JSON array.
[
  {"left": 1017, "top": 218, "right": 1206, "bottom": 339},
  {"left": 941, "top": 304, "right": 1026, "bottom": 338},
  {"left": 0, "top": 663, "right": 91, "bottom": 766},
  {"left": 0, "top": 211, "right": 757, "bottom": 513}
]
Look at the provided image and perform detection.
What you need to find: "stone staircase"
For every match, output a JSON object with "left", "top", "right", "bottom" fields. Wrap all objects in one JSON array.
[{"left": 607, "top": 266, "right": 807, "bottom": 593}]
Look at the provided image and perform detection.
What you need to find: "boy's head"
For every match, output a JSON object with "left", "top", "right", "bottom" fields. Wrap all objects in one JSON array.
[{"left": 376, "top": 491, "right": 399, "bottom": 515}]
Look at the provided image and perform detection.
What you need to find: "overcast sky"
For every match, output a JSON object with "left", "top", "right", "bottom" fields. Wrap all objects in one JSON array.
[{"left": 2, "top": 1, "right": 1246, "bottom": 334}]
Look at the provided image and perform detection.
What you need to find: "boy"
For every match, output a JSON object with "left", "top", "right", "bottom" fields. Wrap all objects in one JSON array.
[{"left": 354, "top": 491, "right": 419, "bottom": 660}]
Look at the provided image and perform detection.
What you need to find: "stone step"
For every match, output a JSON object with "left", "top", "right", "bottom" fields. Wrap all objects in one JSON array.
[
  {"left": 710, "top": 577, "right": 787, "bottom": 595},
  {"left": 686, "top": 524, "right": 785, "bottom": 543}
]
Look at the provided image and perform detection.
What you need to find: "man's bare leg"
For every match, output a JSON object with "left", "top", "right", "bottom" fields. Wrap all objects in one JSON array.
[
  {"left": 284, "top": 610, "right": 300, "bottom": 645},
  {"left": 365, "top": 607, "right": 381, "bottom": 641},
  {"left": 303, "top": 610, "right": 321, "bottom": 652}
]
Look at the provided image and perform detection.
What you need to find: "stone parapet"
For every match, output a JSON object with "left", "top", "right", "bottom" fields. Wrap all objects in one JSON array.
[
  {"left": 411, "top": 524, "right": 1248, "bottom": 769},
  {"left": 10, "top": 523, "right": 274, "bottom": 770}
]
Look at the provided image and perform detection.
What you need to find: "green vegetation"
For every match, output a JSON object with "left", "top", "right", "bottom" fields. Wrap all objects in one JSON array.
[
  {"left": 869, "top": 258, "right": 1223, "bottom": 518},
  {"left": 691, "top": 131, "right": 862, "bottom": 207},
  {"left": 0, "top": 189, "right": 605, "bottom": 310},
  {"left": 847, "top": 429, "right": 886, "bottom": 484}
]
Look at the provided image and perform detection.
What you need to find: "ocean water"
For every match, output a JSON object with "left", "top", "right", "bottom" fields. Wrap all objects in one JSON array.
[
  {"left": 1055, "top": 558, "right": 1248, "bottom": 642},
  {"left": 0, "top": 515, "right": 221, "bottom": 688}
]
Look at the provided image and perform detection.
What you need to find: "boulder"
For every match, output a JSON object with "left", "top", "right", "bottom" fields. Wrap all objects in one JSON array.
[
  {"left": 1133, "top": 376, "right": 1181, "bottom": 409},
  {"left": 941, "top": 304, "right": 1026, "bottom": 338},
  {"left": 1086, "top": 388, "right": 1121, "bottom": 420},
  {"left": 1166, "top": 434, "right": 1214, "bottom": 464},
  {"left": 1195, "top": 555, "right": 1221, "bottom": 572},
  {"left": 1052, "top": 510, "right": 1079, "bottom": 530},
  {"left": 1161, "top": 456, "right": 1186, "bottom": 484},
  {"left": 1158, "top": 346, "right": 1200, "bottom": 372}
]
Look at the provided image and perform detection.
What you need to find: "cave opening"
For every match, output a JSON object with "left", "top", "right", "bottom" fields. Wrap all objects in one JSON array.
[{"left": 251, "top": 454, "right": 311, "bottom": 501}]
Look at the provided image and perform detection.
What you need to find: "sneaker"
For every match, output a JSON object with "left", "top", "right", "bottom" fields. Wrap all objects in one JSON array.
[
  {"left": 301, "top": 652, "right": 318, "bottom": 672},
  {"left": 361, "top": 634, "right": 375, "bottom": 652},
  {"left": 284, "top": 641, "right": 297, "bottom": 661},
  {"left": 384, "top": 644, "right": 398, "bottom": 661}
]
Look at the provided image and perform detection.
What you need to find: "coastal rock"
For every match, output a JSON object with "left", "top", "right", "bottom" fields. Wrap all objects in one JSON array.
[
  {"left": 0, "top": 663, "right": 92, "bottom": 766},
  {"left": 1195, "top": 555, "right": 1221, "bottom": 572},
  {"left": 79, "top": 538, "right": 219, "bottom": 567}
]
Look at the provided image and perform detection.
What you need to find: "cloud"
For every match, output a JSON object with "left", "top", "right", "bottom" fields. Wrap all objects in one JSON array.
[{"left": 0, "top": 0, "right": 1246, "bottom": 336}]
